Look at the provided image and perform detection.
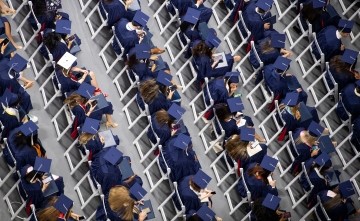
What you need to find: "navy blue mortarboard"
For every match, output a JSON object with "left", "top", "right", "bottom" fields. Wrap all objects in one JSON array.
[
  {"left": 299, "top": 102, "right": 313, "bottom": 124},
  {"left": 240, "top": 127, "right": 255, "bottom": 142},
  {"left": 156, "top": 70, "right": 172, "bottom": 86},
  {"left": 34, "top": 157, "right": 52, "bottom": 173},
  {"left": 7, "top": 53, "right": 28, "bottom": 73},
  {"left": 0, "top": 88, "right": 18, "bottom": 107},
  {"left": 193, "top": 170, "right": 211, "bottom": 189},
  {"left": 225, "top": 71, "right": 240, "bottom": 84},
  {"left": 132, "top": 10, "right": 149, "bottom": 27},
  {"left": 274, "top": 56, "right": 291, "bottom": 72},
  {"left": 198, "top": 22, "right": 216, "bottom": 41},
  {"left": 227, "top": 97, "right": 244, "bottom": 113},
  {"left": 55, "top": 20, "right": 71, "bottom": 35},
  {"left": 282, "top": 92, "right": 299, "bottom": 107},
  {"left": 168, "top": 103, "right": 185, "bottom": 120},
  {"left": 54, "top": 194, "right": 73, "bottom": 214},
  {"left": 57, "top": 52, "right": 77, "bottom": 69},
  {"left": 312, "top": 0, "right": 327, "bottom": 8},
  {"left": 262, "top": 193, "right": 281, "bottom": 210},
  {"left": 82, "top": 117, "right": 100, "bottom": 135},
  {"left": 318, "top": 135, "right": 335, "bottom": 154},
  {"left": 76, "top": 82, "right": 95, "bottom": 99},
  {"left": 119, "top": 157, "right": 134, "bottom": 181},
  {"left": 135, "top": 43, "right": 151, "bottom": 59},
  {"left": 338, "top": 19, "right": 354, "bottom": 33},
  {"left": 308, "top": 121, "right": 324, "bottom": 137},
  {"left": 129, "top": 182, "right": 147, "bottom": 200},
  {"left": 197, "top": 205, "right": 216, "bottom": 221},
  {"left": 205, "top": 33, "right": 221, "bottom": 48},
  {"left": 356, "top": 80, "right": 360, "bottom": 88},
  {"left": 314, "top": 152, "right": 330, "bottom": 167},
  {"left": 285, "top": 75, "right": 301, "bottom": 91},
  {"left": 183, "top": 7, "right": 201, "bottom": 25},
  {"left": 263, "top": 15, "right": 277, "bottom": 25},
  {"left": 260, "top": 155, "right": 278, "bottom": 172},
  {"left": 19, "top": 120, "right": 38, "bottom": 136},
  {"left": 174, "top": 134, "right": 191, "bottom": 150},
  {"left": 271, "top": 33, "right": 286, "bottom": 48},
  {"left": 45, "top": 0, "right": 62, "bottom": 11},
  {"left": 255, "top": 0, "right": 273, "bottom": 11},
  {"left": 103, "top": 147, "right": 123, "bottom": 165},
  {"left": 341, "top": 49, "right": 358, "bottom": 65},
  {"left": 91, "top": 93, "right": 109, "bottom": 112},
  {"left": 339, "top": 181, "right": 355, "bottom": 198}
]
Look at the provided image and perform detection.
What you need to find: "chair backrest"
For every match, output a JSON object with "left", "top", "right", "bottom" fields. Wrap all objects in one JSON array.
[
  {"left": 3, "top": 138, "right": 16, "bottom": 167},
  {"left": 240, "top": 168, "right": 251, "bottom": 201},
  {"left": 250, "top": 41, "right": 264, "bottom": 68},
  {"left": 25, "top": 204, "right": 38, "bottom": 221},
  {"left": 28, "top": 1, "right": 41, "bottom": 30},
  {"left": 203, "top": 77, "right": 214, "bottom": 107},
  {"left": 173, "top": 182, "right": 186, "bottom": 214},
  {"left": 301, "top": 162, "right": 314, "bottom": 192},
  {"left": 238, "top": 11, "right": 251, "bottom": 38},
  {"left": 148, "top": 115, "right": 160, "bottom": 145},
  {"left": 316, "top": 195, "right": 331, "bottom": 221},
  {"left": 312, "top": 32, "right": 325, "bottom": 60},
  {"left": 158, "top": 145, "right": 171, "bottom": 176},
  {"left": 325, "top": 62, "right": 339, "bottom": 102},
  {"left": 100, "top": 194, "right": 111, "bottom": 221},
  {"left": 275, "top": 100, "right": 285, "bottom": 126},
  {"left": 112, "top": 26, "right": 125, "bottom": 52},
  {"left": 288, "top": 131, "right": 299, "bottom": 156},
  {"left": 212, "top": 108, "right": 225, "bottom": 138},
  {"left": 99, "top": 0, "right": 109, "bottom": 22},
  {"left": 339, "top": 92, "right": 352, "bottom": 122},
  {"left": 0, "top": 120, "right": 4, "bottom": 139},
  {"left": 52, "top": 71, "right": 62, "bottom": 94}
]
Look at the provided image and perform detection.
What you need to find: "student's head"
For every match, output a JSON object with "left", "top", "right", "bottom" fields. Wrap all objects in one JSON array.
[
  {"left": 300, "top": 130, "right": 318, "bottom": 146},
  {"left": 139, "top": 79, "right": 160, "bottom": 103},
  {"left": 155, "top": 109, "right": 174, "bottom": 128},
  {"left": 36, "top": 197, "right": 72, "bottom": 221},
  {"left": 14, "top": 132, "right": 33, "bottom": 147},
  {"left": 248, "top": 164, "right": 268, "bottom": 181},
  {"left": 214, "top": 103, "right": 232, "bottom": 122},
  {"left": 329, "top": 55, "right": 353, "bottom": 74},
  {"left": 108, "top": 186, "right": 136, "bottom": 220},
  {"left": 225, "top": 135, "right": 249, "bottom": 160},
  {"left": 189, "top": 177, "right": 202, "bottom": 192},
  {"left": 63, "top": 93, "right": 87, "bottom": 108},
  {"left": 43, "top": 32, "right": 62, "bottom": 51},
  {"left": 260, "top": 37, "right": 276, "bottom": 54},
  {"left": 79, "top": 132, "right": 95, "bottom": 145},
  {"left": 192, "top": 41, "right": 212, "bottom": 58}
]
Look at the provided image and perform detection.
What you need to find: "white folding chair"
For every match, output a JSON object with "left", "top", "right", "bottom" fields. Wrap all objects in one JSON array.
[
  {"left": 64, "top": 138, "right": 90, "bottom": 175},
  {"left": 143, "top": 145, "right": 171, "bottom": 192},
  {"left": 224, "top": 10, "right": 250, "bottom": 55},
  {"left": 84, "top": 0, "right": 108, "bottom": 39},
  {"left": 122, "top": 92, "right": 149, "bottom": 129},
  {"left": 153, "top": 0, "right": 179, "bottom": 35},
  {"left": 113, "top": 65, "right": 139, "bottom": 102},
  {"left": 98, "top": 194, "right": 111, "bottom": 221},
  {"left": 16, "top": 1, "right": 41, "bottom": 50},
  {"left": 29, "top": 42, "right": 54, "bottom": 80},
  {"left": 224, "top": 168, "right": 251, "bottom": 215},
  {"left": 335, "top": 131, "right": 360, "bottom": 170},
  {"left": 3, "top": 176, "right": 26, "bottom": 220},
  {"left": 349, "top": 8, "right": 360, "bottom": 44},
  {"left": 189, "top": 77, "right": 214, "bottom": 124},
  {"left": 246, "top": 79, "right": 273, "bottom": 116},
  {"left": 158, "top": 182, "right": 186, "bottom": 221},
  {"left": 38, "top": 70, "right": 62, "bottom": 109},
  {"left": 210, "top": 150, "right": 238, "bottom": 187},
  {"left": 25, "top": 204, "right": 38, "bottom": 221},
  {"left": 212, "top": 0, "right": 235, "bottom": 28},
  {"left": 176, "top": 58, "right": 198, "bottom": 93},
  {"left": 164, "top": 27, "right": 191, "bottom": 65},
  {"left": 133, "top": 116, "right": 160, "bottom": 163},
  {"left": 314, "top": 195, "right": 331, "bottom": 221},
  {"left": 296, "top": 32, "right": 324, "bottom": 79},
  {"left": 259, "top": 100, "right": 284, "bottom": 145},
  {"left": 274, "top": 0, "right": 298, "bottom": 21},
  {"left": 0, "top": 137, "right": 17, "bottom": 188},
  {"left": 339, "top": 0, "right": 359, "bottom": 17},
  {"left": 78, "top": 0, "right": 95, "bottom": 13},
  {"left": 274, "top": 131, "right": 297, "bottom": 177},
  {"left": 98, "top": 26, "right": 124, "bottom": 74},
  {"left": 285, "top": 162, "right": 314, "bottom": 209},
  {"left": 51, "top": 103, "right": 74, "bottom": 141},
  {"left": 350, "top": 169, "right": 360, "bottom": 200}
]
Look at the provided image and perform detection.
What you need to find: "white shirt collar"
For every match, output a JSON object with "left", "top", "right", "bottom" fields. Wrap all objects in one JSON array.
[
  {"left": 336, "top": 30, "right": 342, "bottom": 39},
  {"left": 126, "top": 22, "right": 135, "bottom": 31}
]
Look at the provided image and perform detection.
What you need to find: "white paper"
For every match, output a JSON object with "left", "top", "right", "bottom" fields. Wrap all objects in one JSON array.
[
  {"left": 236, "top": 118, "right": 247, "bottom": 127},
  {"left": 326, "top": 190, "right": 336, "bottom": 198},
  {"left": 247, "top": 143, "right": 262, "bottom": 157},
  {"left": 213, "top": 52, "right": 228, "bottom": 69}
]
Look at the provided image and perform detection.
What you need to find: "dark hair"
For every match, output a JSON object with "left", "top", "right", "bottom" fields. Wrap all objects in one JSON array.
[
  {"left": 192, "top": 41, "right": 212, "bottom": 58},
  {"left": 180, "top": 21, "right": 192, "bottom": 33},
  {"left": 248, "top": 164, "right": 269, "bottom": 183},
  {"left": 189, "top": 177, "right": 201, "bottom": 192},
  {"left": 252, "top": 198, "right": 281, "bottom": 221},
  {"left": 43, "top": 32, "right": 62, "bottom": 51},
  {"left": 258, "top": 7, "right": 266, "bottom": 14},
  {"left": 329, "top": 55, "right": 353, "bottom": 76},
  {"left": 214, "top": 103, "right": 232, "bottom": 122},
  {"left": 14, "top": 132, "right": 38, "bottom": 147},
  {"left": 32, "top": 0, "right": 47, "bottom": 16},
  {"left": 126, "top": 53, "right": 139, "bottom": 68},
  {"left": 155, "top": 109, "right": 174, "bottom": 128}
]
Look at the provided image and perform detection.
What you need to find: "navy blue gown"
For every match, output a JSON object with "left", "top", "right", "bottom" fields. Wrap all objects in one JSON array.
[
  {"left": 100, "top": 0, "right": 136, "bottom": 27},
  {"left": 176, "top": 175, "right": 201, "bottom": 214},
  {"left": 352, "top": 117, "right": 360, "bottom": 151},
  {"left": 193, "top": 53, "right": 234, "bottom": 82},
  {"left": 215, "top": 115, "right": 254, "bottom": 140},
  {"left": 336, "top": 83, "right": 360, "bottom": 121},
  {"left": 113, "top": 18, "right": 140, "bottom": 59},
  {"left": 312, "top": 26, "right": 342, "bottom": 62},
  {"left": 326, "top": 65, "right": 357, "bottom": 92},
  {"left": 136, "top": 92, "right": 172, "bottom": 115},
  {"left": 204, "top": 78, "right": 229, "bottom": 106},
  {"left": 84, "top": 134, "right": 105, "bottom": 160},
  {"left": 250, "top": 39, "right": 281, "bottom": 69},
  {"left": 279, "top": 105, "right": 319, "bottom": 133}
]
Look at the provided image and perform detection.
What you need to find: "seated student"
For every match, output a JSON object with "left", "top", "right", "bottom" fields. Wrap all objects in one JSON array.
[
  {"left": 95, "top": 185, "right": 148, "bottom": 221},
  {"left": 137, "top": 79, "right": 172, "bottom": 115},
  {"left": 36, "top": 194, "right": 84, "bottom": 221},
  {"left": 192, "top": 38, "right": 241, "bottom": 83},
  {"left": 318, "top": 181, "right": 360, "bottom": 221},
  {"left": 251, "top": 194, "right": 291, "bottom": 221},
  {"left": 230, "top": 0, "right": 252, "bottom": 24},
  {"left": 113, "top": 11, "right": 164, "bottom": 59},
  {"left": 100, "top": 0, "right": 136, "bottom": 27},
  {"left": 300, "top": 0, "right": 340, "bottom": 34},
  {"left": 90, "top": 146, "right": 143, "bottom": 194},
  {"left": 0, "top": 0, "right": 16, "bottom": 15},
  {"left": 352, "top": 117, "right": 360, "bottom": 151},
  {"left": 336, "top": 80, "right": 360, "bottom": 121},
  {"left": 250, "top": 33, "right": 292, "bottom": 70},
  {"left": 156, "top": 70, "right": 182, "bottom": 106},
  {"left": 41, "top": 31, "right": 70, "bottom": 63},
  {"left": 5, "top": 120, "right": 46, "bottom": 170},
  {"left": 327, "top": 50, "right": 360, "bottom": 92},
  {"left": 237, "top": 156, "right": 278, "bottom": 201},
  {"left": 176, "top": 170, "right": 216, "bottom": 214},
  {"left": 0, "top": 16, "right": 22, "bottom": 49},
  {"left": 225, "top": 128, "right": 268, "bottom": 170},
  {"left": 160, "top": 133, "right": 201, "bottom": 182},
  {"left": 20, "top": 162, "right": 65, "bottom": 210},
  {"left": 312, "top": 19, "right": 353, "bottom": 62},
  {"left": 186, "top": 205, "right": 223, "bottom": 221}
]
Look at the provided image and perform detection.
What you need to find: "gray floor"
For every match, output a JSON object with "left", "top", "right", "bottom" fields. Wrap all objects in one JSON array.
[{"left": 0, "top": 0, "right": 360, "bottom": 220}]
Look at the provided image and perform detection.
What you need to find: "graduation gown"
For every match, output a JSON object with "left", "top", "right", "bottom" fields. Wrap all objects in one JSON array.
[
  {"left": 100, "top": 0, "right": 135, "bottom": 27},
  {"left": 147, "top": 114, "right": 172, "bottom": 145},
  {"left": 250, "top": 40, "right": 281, "bottom": 69},
  {"left": 326, "top": 66, "right": 356, "bottom": 92},
  {"left": 114, "top": 18, "right": 139, "bottom": 59},
  {"left": 204, "top": 79, "right": 229, "bottom": 106},
  {"left": 279, "top": 105, "right": 319, "bottom": 133},
  {"left": 312, "top": 26, "right": 342, "bottom": 62},
  {"left": 336, "top": 83, "right": 360, "bottom": 121},
  {"left": 176, "top": 176, "right": 201, "bottom": 214},
  {"left": 85, "top": 134, "right": 105, "bottom": 160},
  {"left": 193, "top": 53, "right": 234, "bottom": 82},
  {"left": 170, "top": 0, "right": 193, "bottom": 17},
  {"left": 0, "top": 16, "right": 8, "bottom": 35},
  {"left": 318, "top": 190, "right": 355, "bottom": 221},
  {"left": 351, "top": 117, "right": 360, "bottom": 152},
  {"left": 300, "top": 168, "right": 328, "bottom": 204},
  {"left": 55, "top": 69, "right": 80, "bottom": 95}
]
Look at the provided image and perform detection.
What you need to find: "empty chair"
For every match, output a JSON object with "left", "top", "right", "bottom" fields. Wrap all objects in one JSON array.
[
  {"left": 113, "top": 65, "right": 139, "bottom": 102},
  {"left": 78, "top": 0, "right": 96, "bottom": 13},
  {"left": 51, "top": 103, "right": 75, "bottom": 141},
  {"left": 274, "top": 0, "right": 298, "bottom": 21},
  {"left": 39, "top": 70, "right": 62, "bottom": 109},
  {"left": 122, "top": 92, "right": 149, "bottom": 129},
  {"left": 3, "top": 174, "right": 26, "bottom": 220},
  {"left": 246, "top": 79, "right": 273, "bottom": 116},
  {"left": 176, "top": 58, "right": 198, "bottom": 93},
  {"left": 84, "top": 0, "right": 108, "bottom": 39},
  {"left": 210, "top": 150, "right": 238, "bottom": 187},
  {"left": 0, "top": 137, "right": 16, "bottom": 188},
  {"left": 335, "top": 131, "right": 360, "bottom": 170},
  {"left": 64, "top": 138, "right": 90, "bottom": 175},
  {"left": 158, "top": 182, "right": 186, "bottom": 221},
  {"left": 212, "top": 0, "right": 235, "bottom": 28},
  {"left": 274, "top": 131, "right": 297, "bottom": 177},
  {"left": 258, "top": 100, "right": 284, "bottom": 145},
  {"left": 189, "top": 77, "right": 214, "bottom": 124},
  {"left": 153, "top": 0, "right": 179, "bottom": 35}
]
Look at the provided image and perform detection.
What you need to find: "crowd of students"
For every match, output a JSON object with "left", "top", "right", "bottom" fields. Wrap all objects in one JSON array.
[{"left": 0, "top": 0, "right": 359, "bottom": 220}]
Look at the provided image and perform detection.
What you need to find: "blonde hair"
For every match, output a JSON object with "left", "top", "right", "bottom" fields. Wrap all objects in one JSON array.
[
  {"left": 296, "top": 130, "right": 317, "bottom": 146},
  {"left": 79, "top": 132, "right": 95, "bottom": 145},
  {"left": 108, "top": 186, "right": 136, "bottom": 221},
  {"left": 225, "top": 135, "right": 249, "bottom": 160},
  {"left": 36, "top": 197, "right": 72, "bottom": 221},
  {"left": 139, "top": 79, "right": 159, "bottom": 103},
  {"left": 64, "top": 93, "right": 87, "bottom": 109}
]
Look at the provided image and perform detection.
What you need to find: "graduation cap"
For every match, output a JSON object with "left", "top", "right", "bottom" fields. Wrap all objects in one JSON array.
[
  {"left": 183, "top": 7, "right": 201, "bottom": 25},
  {"left": 76, "top": 82, "right": 95, "bottom": 99},
  {"left": 262, "top": 193, "right": 281, "bottom": 210},
  {"left": 312, "top": 0, "right": 327, "bottom": 8},
  {"left": 204, "top": 33, "right": 221, "bottom": 48},
  {"left": 119, "top": 157, "right": 134, "bottom": 181},
  {"left": 173, "top": 134, "right": 191, "bottom": 150},
  {"left": 156, "top": 70, "right": 172, "bottom": 86},
  {"left": 273, "top": 56, "right": 291, "bottom": 72},
  {"left": 55, "top": 20, "right": 71, "bottom": 35},
  {"left": 132, "top": 10, "right": 149, "bottom": 27},
  {"left": 0, "top": 88, "right": 18, "bottom": 108},
  {"left": 339, "top": 180, "right": 355, "bottom": 198},
  {"left": 82, "top": 117, "right": 100, "bottom": 135},
  {"left": 54, "top": 194, "right": 73, "bottom": 215},
  {"left": 7, "top": 53, "right": 28, "bottom": 73},
  {"left": 260, "top": 155, "right": 278, "bottom": 172},
  {"left": 255, "top": 0, "right": 273, "bottom": 11},
  {"left": 45, "top": 0, "right": 62, "bottom": 11},
  {"left": 19, "top": 120, "right": 38, "bottom": 136},
  {"left": 314, "top": 152, "right": 331, "bottom": 167},
  {"left": 308, "top": 121, "right": 324, "bottom": 137},
  {"left": 282, "top": 92, "right": 299, "bottom": 107},
  {"left": 103, "top": 147, "right": 123, "bottom": 166},
  {"left": 168, "top": 103, "right": 185, "bottom": 120},
  {"left": 34, "top": 157, "right": 52, "bottom": 173},
  {"left": 263, "top": 15, "right": 277, "bottom": 25},
  {"left": 135, "top": 43, "right": 151, "bottom": 60},
  {"left": 91, "top": 93, "right": 109, "bottom": 112},
  {"left": 57, "top": 52, "right": 77, "bottom": 70},
  {"left": 198, "top": 22, "right": 216, "bottom": 41},
  {"left": 240, "top": 127, "right": 255, "bottom": 142},
  {"left": 341, "top": 49, "right": 358, "bottom": 65},
  {"left": 298, "top": 102, "right": 313, "bottom": 125},
  {"left": 225, "top": 71, "right": 240, "bottom": 84},
  {"left": 129, "top": 182, "right": 147, "bottom": 200},
  {"left": 338, "top": 19, "right": 354, "bottom": 33},
  {"left": 227, "top": 97, "right": 244, "bottom": 113},
  {"left": 318, "top": 135, "right": 335, "bottom": 154},
  {"left": 192, "top": 170, "right": 212, "bottom": 189},
  {"left": 197, "top": 205, "right": 216, "bottom": 221},
  {"left": 271, "top": 33, "right": 286, "bottom": 48}
]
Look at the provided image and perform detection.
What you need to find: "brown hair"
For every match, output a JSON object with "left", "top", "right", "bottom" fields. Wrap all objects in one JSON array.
[
  {"left": 323, "top": 193, "right": 343, "bottom": 211},
  {"left": 214, "top": 103, "right": 232, "bottom": 122},
  {"left": 108, "top": 186, "right": 136, "bottom": 221},
  {"left": 192, "top": 41, "right": 212, "bottom": 58},
  {"left": 63, "top": 93, "right": 87, "bottom": 109},
  {"left": 260, "top": 38, "right": 276, "bottom": 54},
  {"left": 79, "top": 132, "right": 95, "bottom": 145},
  {"left": 296, "top": 130, "right": 317, "bottom": 146},
  {"left": 329, "top": 55, "right": 353, "bottom": 76},
  {"left": 189, "top": 177, "right": 201, "bottom": 192},
  {"left": 248, "top": 164, "right": 267, "bottom": 183},
  {"left": 36, "top": 197, "right": 72, "bottom": 221},
  {"left": 139, "top": 79, "right": 160, "bottom": 103},
  {"left": 155, "top": 109, "right": 173, "bottom": 128},
  {"left": 225, "top": 135, "right": 249, "bottom": 160}
]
